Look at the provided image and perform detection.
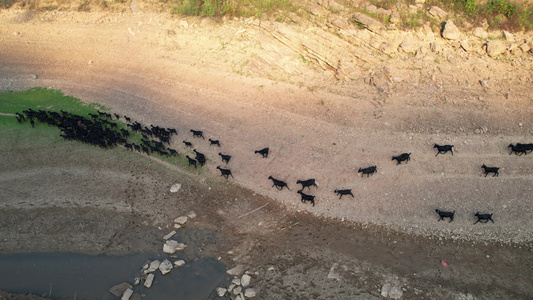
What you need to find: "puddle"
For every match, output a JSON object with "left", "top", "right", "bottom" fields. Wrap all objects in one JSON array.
[{"left": 0, "top": 228, "right": 231, "bottom": 299}]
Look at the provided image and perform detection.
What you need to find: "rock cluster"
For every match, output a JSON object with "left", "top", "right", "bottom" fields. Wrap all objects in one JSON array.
[
  {"left": 216, "top": 267, "right": 258, "bottom": 299},
  {"left": 108, "top": 212, "right": 196, "bottom": 300}
]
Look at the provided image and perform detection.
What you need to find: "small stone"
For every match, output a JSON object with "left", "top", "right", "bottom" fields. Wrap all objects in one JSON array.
[
  {"left": 159, "top": 259, "right": 173, "bottom": 275},
  {"left": 144, "top": 274, "right": 155, "bottom": 288},
  {"left": 388, "top": 285, "right": 404, "bottom": 299},
  {"left": 170, "top": 183, "right": 181, "bottom": 193},
  {"left": 479, "top": 79, "right": 490, "bottom": 88},
  {"left": 33, "top": 74, "right": 38, "bottom": 79},
  {"left": 216, "top": 287, "right": 227, "bottom": 297},
  {"left": 88, "top": 60, "right": 93, "bottom": 65},
  {"left": 174, "top": 260, "right": 185, "bottom": 267},
  {"left": 241, "top": 274, "right": 252, "bottom": 287},
  {"left": 163, "top": 230, "right": 177, "bottom": 240},
  {"left": 109, "top": 282, "right": 132, "bottom": 297},
  {"left": 442, "top": 20, "right": 461, "bottom": 40},
  {"left": 227, "top": 265, "right": 246, "bottom": 276},
  {"left": 121, "top": 288, "right": 134, "bottom": 300},
  {"left": 430, "top": 41, "right": 442, "bottom": 53},
  {"left": 502, "top": 30, "right": 514, "bottom": 42},
  {"left": 389, "top": 12, "right": 400, "bottom": 24},
  {"left": 233, "top": 286, "right": 242, "bottom": 295},
  {"left": 174, "top": 224, "right": 182, "bottom": 229},
  {"left": 174, "top": 216, "right": 188, "bottom": 225},
  {"left": 187, "top": 211, "right": 197, "bottom": 218},
  {"left": 232, "top": 278, "right": 241, "bottom": 286},
  {"left": 179, "top": 20, "right": 189, "bottom": 29},
  {"left": 134, "top": 277, "right": 141, "bottom": 286},
  {"left": 519, "top": 123, "right": 523, "bottom": 127},
  {"left": 381, "top": 283, "right": 391, "bottom": 297},
  {"left": 148, "top": 260, "right": 161, "bottom": 272},
  {"left": 228, "top": 284, "right": 235, "bottom": 292},
  {"left": 245, "top": 288, "right": 257, "bottom": 298}
]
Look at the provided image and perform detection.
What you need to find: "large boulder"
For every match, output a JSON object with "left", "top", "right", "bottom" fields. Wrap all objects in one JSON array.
[
  {"left": 486, "top": 40, "right": 507, "bottom": 57},
  {"left": 442, "top": 20, "right": 461, "bottom": 40}
]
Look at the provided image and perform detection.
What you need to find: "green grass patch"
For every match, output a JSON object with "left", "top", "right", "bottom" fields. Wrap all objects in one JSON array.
[{"left": 0, "top": 88, "right": 202, "bottom": 174}]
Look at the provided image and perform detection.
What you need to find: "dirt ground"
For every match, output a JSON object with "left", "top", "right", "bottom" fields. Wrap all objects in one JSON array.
[{"left": 1, "top": 6, "right": 533, "bottom": 300}]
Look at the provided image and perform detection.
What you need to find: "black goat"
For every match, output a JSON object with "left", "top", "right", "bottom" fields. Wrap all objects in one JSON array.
[
  {"left": 268, "top": 176, "right": 290, "bottom": 191},
  {"left": 255, "top": 147, "right": 269, "bottom": 158},
  {"left": 435, "top": 209, "right": 455, "bottom": 223},
  {"left": 297, "top": 190, "right": 315, "bottom": 206},
  {"left": 218, "top": 153, "right": 231, "bottom": 164},
  {"left": 508, "top": 144, "right": 529, "bottom": 156},
  {"left": 168, "top": 128, "right": 178, "bottom": 135},
  {"left": 517, "top": 143, "right": 533, "bottom": 153},
  {"left": 167, "top": 148, "right": 179, "bottom": 156},
  {"left": 334, "top": 189, "right": 354, "bottom": 199},
  {"left": 190, "top": 129, "right": 205, "bottom": 139},
  {"left": 358, "top": 166, "right": 377, "bottom": 177},
  {"left": 216, "top": 166, "right": 234, "bottom": 179},
  {"left": 183, "top": 141, "right": 193, "bottom": 148},
  {"left": 297, "top": 179, "right": 318, "bottom": 191},
  {"left": 186, "top": 155, "right": 197, "bottom": 169},
  {"left": 193, "top": 149, "right": 205, "bottom": 159},
  {"left": 392, "top": 153, "right": 411, "bottom": 165},
  {"left": 434, "top": 144, "right": 454, "bottom": 156},
  {"left": 209, "top": 139, "right": 221, "bottom": 147},
  {"left": 481, "top": 164, "right": 499, "bottom": 177},
  {"left": 474, "top": 212, "right": 494, "bottom": 224}
]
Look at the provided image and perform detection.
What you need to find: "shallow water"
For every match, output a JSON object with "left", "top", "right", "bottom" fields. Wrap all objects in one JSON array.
[{"left": 0, "top": 252, "right": 228, "bottom": 299}]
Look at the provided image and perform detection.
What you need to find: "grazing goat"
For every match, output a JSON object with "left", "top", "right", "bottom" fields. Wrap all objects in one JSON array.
[
  {"left": 255, "top": 147, "right": 269, "bottom": 158},
  {"left": 358, "top": 166, "right": 377, "bottom": 177},
  {"left": 193, "top": 149, "right": 205, "bottom": 159},
  {"left": 268, "top": 176, "right": 290, "bottom": 191},
  {"left": 481, "top": 164, "right": 499, "bottom": 177},
  {"left": 434, "top": 144, "right": 454, "bottom": 156},
  {"left": 297, "top": 179, "right": 318, "bottom": 191},
  {"left": 219, "top": 153, "right": 231, "bottom": 164},
  {"left": 216, "top": 166, "right": 234, "bottom": 179},
  {"left": 168, "top": 128, "right": 178, "bottom": 135},
  {"left": 334, "top": 189, "right": 354, "bottom": 199},
  {"left": 186, "top": 155, "right": 197, "bottom": 169},
  {"left": 474, "top": 212, "right": 494, "bottom": 224},
  {"left": 297, "top": 190, "right": 315, "bottom": 207},
  {"left": 183, "top": 141, "right": 193, "bottom": 148},
  {"left": 508, "top": 144, "right": 529, "bottom": 156},
  {"left": 190, "top": 129, "right": 205, "bottom": 139},
  {"left": 392, "top": 153, "right": 411, "bottom": 165},
  {"left": 435, "top": 209, "right": 455, "bottom": 223},
  {"left": 209, "top": 139, "right": 221, "bottom": 147},
  {"left": 167, "top": 148, "right": 179, "bottom": 156}
]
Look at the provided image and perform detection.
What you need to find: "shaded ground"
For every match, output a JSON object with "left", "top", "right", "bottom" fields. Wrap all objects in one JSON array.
[{"left": 1, "top": 7, "right": 533, "bottom": 300}]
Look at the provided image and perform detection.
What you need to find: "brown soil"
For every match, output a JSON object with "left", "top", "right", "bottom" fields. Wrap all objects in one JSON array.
[{"left": 1, "top": 6, "right": 533, "bottom": 300}]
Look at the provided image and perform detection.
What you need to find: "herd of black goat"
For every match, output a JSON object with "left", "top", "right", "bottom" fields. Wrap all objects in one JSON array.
[{"left": 15, "top": 108, "right": 533, "bottom": 225}]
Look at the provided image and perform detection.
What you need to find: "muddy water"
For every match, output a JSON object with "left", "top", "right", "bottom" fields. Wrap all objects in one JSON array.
[
  {"left": 0, "top": 252, "right": 227, "bottom": 299},
  {"left": 0, "top": 227, "right": 231, "bottom": 299}
]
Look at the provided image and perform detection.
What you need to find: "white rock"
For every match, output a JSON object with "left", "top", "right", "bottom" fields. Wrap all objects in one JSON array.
[
  {"left": 233, "top": 286, "right": 242, "bottom": 295},
  {"left": 159, "top": 259, "right": 173, "bottom": 275},
  {"left": 232, "top": 278, "right": 241, "bottom": 286},
  {"left": 244, "top": 288, "right": 257, "bottom": 298},
  {"left": 486, "top": 40, "right": 507, "bottom": 57},
  {"left": 442, "top": 20, "right": 461, "bottom": 40},
  {"left": 472, "top": 27, "right": 488, "bottom": 39},
  {"left": 235, "top": 294, "right": 245, "bottom": 300},
  {"left": 502, "top": 30, "right": 514, "bottom": 42},
  {"left": 389, "top": 285, "right": 404, "bottom": 299},
  {"left": 170, "top": 183, "right": 181, "bottom": 193},
  {"left": 428, "top": 6, "right": 448, "bottom": 20},
  {"left": 163, "top": 240, "right": 187, "bottom": 254},
  {"left": 174, "top": 260, "right": 185, "bottom": 267},
  {"left": 179, "top": 20, "right": 189, "bottom": 29},
  {"left": 228, "top": 283, "right": 235, "bottom": 292},
  {"left": 227, "top": 265, "right": 246, "bottom": 276},
  {"left": 216, "top": 287, "right": 227, "bottom": 297},
  {"left": 121, "top": 288, "right": 134, "bottom": 300},
  {"left": 174, "top": 216, "right": 188, "bottom": 225},
  {"left": 187, "top": 211, "right": 197, "bottom": 218},
  {"left": 148, "top": 260, "right": 161, "bottom": 273},
  {"left": 241, "top": 274, "right": 252, "bottom": 287},
  {"left": 174, "top": 224, "right": 182, "bottom": 229},
  {"left": 144, "top": 274, "right": 155, "bottom": 288},
  {"left": 381, "top": 283, "right": 391, "bottom": 297},
  {"left": 163, "top": 230, "right": 177, "bottom": 240}
]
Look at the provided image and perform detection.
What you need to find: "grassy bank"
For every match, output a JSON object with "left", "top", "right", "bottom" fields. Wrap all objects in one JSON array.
[{"left": 0, "top": 88, "right": 198, "bottom": 172}]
